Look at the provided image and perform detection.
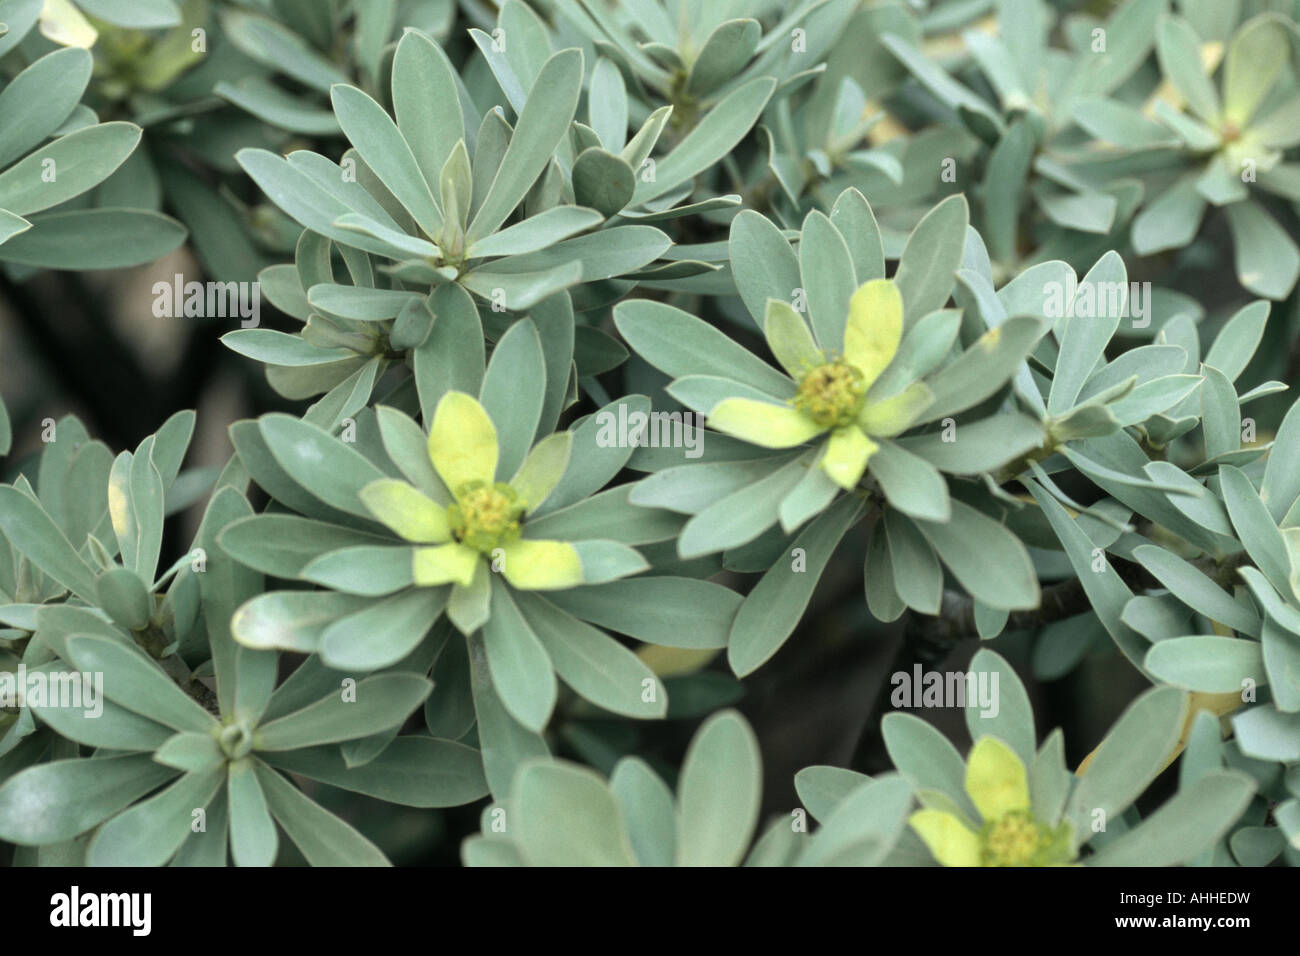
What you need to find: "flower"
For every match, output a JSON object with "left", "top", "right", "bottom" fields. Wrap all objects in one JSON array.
[
  {"left": 704, "top": 279, "right": 933, "bottom": 490},
  {"left": 908, "top": 736, "right": 1075, "bottom": 867},
  {"left": 358, "top": 391, "right": 583, "bottom": 598}
]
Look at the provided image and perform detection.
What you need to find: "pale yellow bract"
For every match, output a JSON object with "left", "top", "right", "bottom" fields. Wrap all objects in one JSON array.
[
  {"left": 358, "top": 391, "right": 583, "bottom": 594},
  {"left": 909, "top": 736, "right": 1076, "bottom": 867},
  {"left": 705, "top": 278, "right": 934, "bottom": 491}
]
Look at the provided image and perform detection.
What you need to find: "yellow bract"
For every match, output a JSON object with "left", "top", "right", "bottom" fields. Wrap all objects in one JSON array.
[
  {"left": 707, "top": 278, "right": 919, "bottom": 490},
  {"left": 360, "top": 479, "right": 450, "bottom": 543},
  {"left": 909, "top": 736, "right": 1075, "bottom": 867},
  {"left": 965, "top": 736, "right": 1031, "bottom": 821},
  {"left": 844, "top": 279, "right": 903, "bottom": 384},
  {"left": 429, "top": 390, "right": 498, "bottom": 492},
  {"left": 359, "top": 392, "right": 585, "bottom": 594}
]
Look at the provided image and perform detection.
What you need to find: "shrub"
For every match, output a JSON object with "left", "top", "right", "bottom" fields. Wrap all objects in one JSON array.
[{"left": 0, "top": 0, "right": 1296, "bottom": 868}]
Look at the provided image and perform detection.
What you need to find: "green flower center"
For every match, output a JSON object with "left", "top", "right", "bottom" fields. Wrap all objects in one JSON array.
[
  {"left": 793, "top": 360, "right": 865, "bottom": 427},
  {"left": 447, "top": 482, "right": 523, "bottom": 552},
  {"left": 981, "top": 810, "right": 1050, "bottom": 866}
]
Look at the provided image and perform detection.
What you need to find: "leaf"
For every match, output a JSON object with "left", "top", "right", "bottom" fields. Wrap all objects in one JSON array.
[
  {"left": 61, "top": 634, "right": 215, "bottom": 735},
  {"left": 480, "top": 319, "right": 546, "bottom": 479},
  {"left": 547, "top": 577, "right": 742, "bottom": 650},
  {"left": 307, "top": 284, "right": 418, "bottom": 320},
  {"left": 881, "top": 712, "right": 972, "bottom": 815},
  {"left": 1086, "top": 770, "right": 1256, "bottom": 866},
  {"left": 1225, "top": 201, "right": 1300, "bottom": 300},
  {"left": 728, "top": 495, "right": 863, "bottom": 676},
  {"left": 392, "top": 29, "right": 465, "bottom": 191},
  {"left": 1231, "top": 704, "right": 1300, "bottom": 761},
  {"left": 1263, "top": 397, "right": 1300, "bottom": 523},
  {"left": 25, "top": 666, "right": 172, "bottom": 752},
  {"left": 799, "top": 211, "right": 857, "bottom": 352},
  {"left": 468, "top": 632, "right": 549, "bottom": 799},
  {"left": 687, "top": 18, "right": 760, "bottom": 96},
  {"left": 1048, "top": 251, "right": 1127, "bottom": 414},
  {"left": 1220, "top": 464, "right": 1293, "bottom": 597},
  {"left": 1066, "top": 686, "right": 1187, "bottom": 839},
  {"left": 1027, "top": 478, "right": 1153, "bottom": 675},
  {"left": 1155, "top": 16, "right": 1220, "bottom": 122},
  {"left": 87, "top": 768, "right": 223, "bottom": 866},
  {"left": 256, "top": 674, "right": 432, "bottom": 751},
  {"left": 481, "top": 577, "right": 556, "bottom": 732},
  {"left": 468, "top": 205, "right": 604, "bottom": 258},
  {"left": 1205, "top": 300, "right": 1269, "bottom": 383},
  {"left": 893, "top": 195, "right": 969, "bottom": 326},
  {"left": 614, "top": 299, "right": 793, "bottom": 397},
  {"left": 610, "top": 757, "right": 675, "bottom": 866},
  {"left": 828, "top": 188, "right": 884, "bottom": 283},
  {"left": 899, "top": 414, "right": 1044, "bottom": 476},
  {"left": 0, "top": 486, "right": 96, "bottom": 601},
  {"left": 331, "top": 85, "right": 442, "bottom": 238},
  {"left": 588, "top": 56, "right": 629, "bottom": 152},
  {"left": 468, "top": 49, "right": 584, "bottom": 245},
  {"left": 0, "top": 122, "right": 139, "bottom": 216},
  {"left": 415, "top": 282, "right": 485, "bottom": 421},
  {"left": 0, "top": 46, "right": 92, "bottom": 168},
  {"left": 257, "top": 413, "right": 387, "bottom": 519},
  {"left": 318, "top": 587, "right": 447, "bottom": 671},
  {"left": 794, "top": 766, "right": 873, "bottom": 823},
  {"left": 220, "top": 8, "right": 347, "bottom": 92},
  {"left": 263, "top": 737, "right": 488, "bottom": 809},
  {"left": 515, "top": 761, "right": 637, "bottom": 865},
  {"left": 227, "top": 759, "right": 277, "bottom": 867},
  {"left": 515, "top": 592, "right": 665, "bottom": 719},
  {"left": 1145, "top": 636, "right": 1265, "bottom": 693},
  {"left": 914, "top": 501, "right": 1039, "bottom": 610},
  {"left": 571, "top": 149, "right": 634, "bottom": 219},
  {"left": 1222, "top": 15, "right": 1289, "bottom": 126},
  {"left": 964, "top": 649, "right": 1036, "bottom": 767},
  {"left": 0, "top": 208, "right": 185, "bottom": 269},
  {"left": 675, "top": 711, "right": 762, "bottom": 866},
  {"left": 254, "top": 762, "right": 389, "bottom": 866},
  {"left": 632, "top": 77, "right": 776, "bottom": 204},
  {"left": 0, "top": 754, "right": 176, "bottom": 845},
  {"left": 677, "top": 454, "right": 810, "bottom": 557},
  {"left": 980, "top": 121, "right": 1034, "bottom": 264},
  {"left": 729, "top": 209, "right": 800, "bottom": 328},
  {"left": 1132, "top": 544, "right": 1259, "bottom": 635},
  {"left": 919, "top": 317, "right": 1044, "bottom": 423},
  {"left": 1131, "top": 175, "right": 1207, "bottom": 255},
  {"left": 800, "top": 773, "right": 914, "bottom": 867}
]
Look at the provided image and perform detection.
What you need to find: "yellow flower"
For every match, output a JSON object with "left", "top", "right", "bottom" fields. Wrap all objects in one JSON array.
[
  {"left": 358, "top": 391, "right": 583, "bottom": 595},
  {"left": 909, "top": 736, "right": 1075, "bottom": 867},
  {"left": 38, "top": 0, "right": 97, "bottom": 48},
  {"left": 705, "top": 279, "right": 933, "bottom": 490}
]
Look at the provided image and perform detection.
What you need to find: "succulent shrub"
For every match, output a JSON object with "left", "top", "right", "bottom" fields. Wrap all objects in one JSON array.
[{"left": 0, "top": 0, "right": 1297, "bottom": 871}]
